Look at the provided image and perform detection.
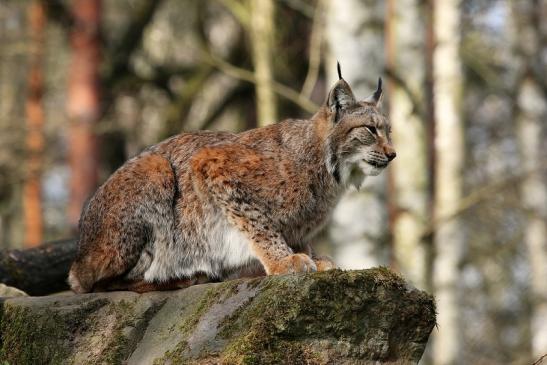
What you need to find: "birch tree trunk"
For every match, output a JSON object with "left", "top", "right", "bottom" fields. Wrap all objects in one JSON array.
[
  {"left": 386, "top": 0, "right": 429, "bottom": 289},
  {"left": 432, "top": 0, "right": 465, "bottom": 364},
  {"left": 518, "top": 78, "right": 547, "bottom": 361},
  {"left": 325, "top": 0, "right": 388, "bottom": 269},
  {"left": 512, "top": 0, "right": 547, "bottom": 358},
  {"left": 249, "top": 0, "right": 277, "bottom": 126},
  {"left": 67, "top": 0, "right": 102, "bottom": 230},
  {"left": 23, "top": 0, "right": 46, "bottom": 247}
]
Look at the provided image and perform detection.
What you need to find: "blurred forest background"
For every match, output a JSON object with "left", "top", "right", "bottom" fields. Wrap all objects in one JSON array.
[{"left": 0, "top": 0, "right": 546, "bottom": 364}]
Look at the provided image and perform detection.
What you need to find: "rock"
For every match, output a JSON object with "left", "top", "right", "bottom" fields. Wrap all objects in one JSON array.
[
  {"left": 0, "top": 268, "right": 436, "bottom": 364},
  {"left": 0, "top": 283, "right": 28, "bottom": 297}
]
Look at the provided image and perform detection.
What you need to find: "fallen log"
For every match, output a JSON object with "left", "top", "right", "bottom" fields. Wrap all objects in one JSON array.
[{"left": 0, "top": 239, "right": 77, "bottom": 296}]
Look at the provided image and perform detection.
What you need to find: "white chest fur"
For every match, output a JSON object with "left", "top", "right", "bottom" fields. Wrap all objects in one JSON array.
[
  {"left": 210, "top": 221, "right": 257, "bottom": 270},
  {"left": 143, "top": 215, "right": 257, "bottom": 282}
]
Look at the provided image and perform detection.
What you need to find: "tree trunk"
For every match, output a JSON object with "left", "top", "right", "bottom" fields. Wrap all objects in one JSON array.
[
  {"left": 0, "top": 239, "right": 77, "bottom": 295},
  {"left": 325, "top": 0, "right": 389, "bottom": 269},
  {"left": 386, "top": 0, "right": 429, "bottom": 290},
  {"left": 517, "top": 77, "right": 547, "bottom": 365},
  {"left": 0, "top": 4, "right": 27, "bottom": 249},
  {"left": 67, "top": 0, "right": 102, "bottom": 230},
  {"left": 23, "top": 0, "right": 47, "bottom": 248},
  {"left": 432, "top": 0, "right": 465, "bottom": 364},
  {"left": 517, "top": 78, "right": 547, "bottom": 362},
  {"left": 249, "top": 0, "right": 277, "bottom": 126},
  {"left": 512, "top": 0, "right": 547, "bottom": 358}
]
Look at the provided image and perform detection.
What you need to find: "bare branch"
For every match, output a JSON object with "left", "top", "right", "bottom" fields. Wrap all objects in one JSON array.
[
  {"left": 384, "top": 66, "right": 425, "bottom": 118},
  {"left": 160, "top": 65, "right": 214, "bottom": 138},
  {"left": 279, "top": 0, "right": 315, "bottom": 18},
  {"left": 250, "top": 0, "right": 277, "bottom": 125},
  {"left": 103, "top": 0, "right": 164, "bottom": 90},
  {"left": 216, "top": 0, "right": 250, "bottom": 28},
  {"left": 532, "top": 353, "right": 547, "bottom": 365},
  {"left": 300, "top": 0, "right": 324, "bottom": 99},
  {"left": 420, "top": 163, "right": 547, "bottom": 240},
  {"left": 201, "top": 50, "right": 319, "bottom": 113},
  {"left": 198, "top": 83, "right": 252, "bottom": 131}
]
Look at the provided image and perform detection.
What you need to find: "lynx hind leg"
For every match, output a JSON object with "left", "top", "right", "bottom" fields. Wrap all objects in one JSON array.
[
  {"left": 69, "top": 153, "right": 176, "bottom": 293},
  {"left": 68, "top": 224, "right": 152, "bottom": 294},
  {"left": 69, "top": 244, "right": 133, "bottom": 294},
  {"left": 68, "top": 259, "right": 93, "bottom": 294}
]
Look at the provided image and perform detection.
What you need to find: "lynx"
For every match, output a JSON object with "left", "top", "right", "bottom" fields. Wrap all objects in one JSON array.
[{"left": 68, "top": 64, "right": 395, "bottom": 293}]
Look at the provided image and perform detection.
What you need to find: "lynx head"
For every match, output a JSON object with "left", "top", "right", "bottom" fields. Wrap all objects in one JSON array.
[{"left": 324, "top": 62, "right": 395, "bottom": 187}]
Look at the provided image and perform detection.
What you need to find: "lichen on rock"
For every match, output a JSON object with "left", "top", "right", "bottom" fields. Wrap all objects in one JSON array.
[{"left": 0, "top": 284, "right": 28, "bottom": 298}]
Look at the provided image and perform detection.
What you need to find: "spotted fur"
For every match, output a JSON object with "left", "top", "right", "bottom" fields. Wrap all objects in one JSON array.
[{"left": 68, "top": 74, "right": 395, "bottom": 293}]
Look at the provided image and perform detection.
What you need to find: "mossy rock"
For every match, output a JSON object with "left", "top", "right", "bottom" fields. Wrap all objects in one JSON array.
[{"left": 0, "top": 268, "right": 435, "bottom": 364}]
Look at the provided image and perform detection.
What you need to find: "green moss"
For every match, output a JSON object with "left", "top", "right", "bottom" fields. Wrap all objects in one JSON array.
[
  {"left": 99, "top": 300, "right": 137, "bottom": 365},
  {"left": 179, "top": 280, "right": 243, "bottom": 337},
  {"left": 179, "top": 287, "right": 218, "bottom": 336},
  {"left": 0, "top": 298, "right": 108, "bottom": 364},
  {"left": 0, "top": 304, "right": 69, "bottom": 364},
  {"left": 217, "top": 268, "right": 428, "bottom": 364},
  {"left": 216, "top": 296, "right": 253, "bottom": 339},
  {"left": 221, "top": 280, "right": 244, "bottom": 300},
  {"left": 223, "top": 340, "right": 322, "bottom": 365},
  {"left": 2, "top": 260, "right": 25, "bottom": 286},
  {"left": 0, "top": 297, "right": 145, "bottom": 365},
  {"left": 219, "top": 276, "right": 320, "bottom": 364},
  {"left": 0, "top": 300, "right": 4, "bottom": 337},
  {"left": 153, "top": 340, "right": 189, "bottom": 365}
]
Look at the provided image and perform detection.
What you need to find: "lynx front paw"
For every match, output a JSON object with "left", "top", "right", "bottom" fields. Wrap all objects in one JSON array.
[
  {"left": 268, "top": 253, "right": 317, "bottom": 275},
  {"left": 313, "top": 255, "right": 337, "bottom": 271}
]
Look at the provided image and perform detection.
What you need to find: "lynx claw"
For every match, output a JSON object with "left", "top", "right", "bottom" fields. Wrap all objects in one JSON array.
[{"left": 269, "top": 253, "right": 317, "bottom": 275}]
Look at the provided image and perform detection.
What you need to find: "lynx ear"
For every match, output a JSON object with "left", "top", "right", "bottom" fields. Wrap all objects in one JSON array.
[
  {"left": 327, "top": 76, "right": 357, "bottom": 122},
  {"left": 364, "top": 77, "right": 383, "bottom": 107}
]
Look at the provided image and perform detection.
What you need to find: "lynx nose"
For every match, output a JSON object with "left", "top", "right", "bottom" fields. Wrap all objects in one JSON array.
[
  {"left": 383, "top": 144, "right": 396, "bottom": 162},
  {"left": 382, "top": 143, "right": 397, "bottom": 161}
]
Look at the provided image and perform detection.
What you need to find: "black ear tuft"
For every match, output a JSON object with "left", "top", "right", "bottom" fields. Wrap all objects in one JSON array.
[
  {"left": 364, "top": 77, "right": 383, "bottom": 107},
  {"left": 337, "top": 61, "right": 342, "bottom": 80},
  {"left": 373, "top": 77, "right": 382, "bottom": 101}
]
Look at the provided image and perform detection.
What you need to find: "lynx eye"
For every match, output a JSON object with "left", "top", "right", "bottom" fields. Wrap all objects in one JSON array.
[{"left": 365, "top": 126, "right": 377, "bottom": 135}]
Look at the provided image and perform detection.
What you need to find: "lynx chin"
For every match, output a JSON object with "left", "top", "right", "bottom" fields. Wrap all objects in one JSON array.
[{"left": 68, "top": 64, "right": 396, "bottom": 293}]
